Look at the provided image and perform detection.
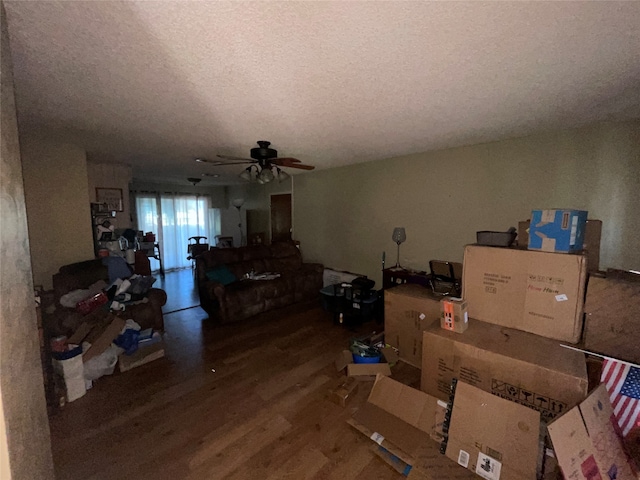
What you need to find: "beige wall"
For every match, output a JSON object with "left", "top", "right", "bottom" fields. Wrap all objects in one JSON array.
[
  {"left": 1, "top": 3, "right": 54, "bottom": 477},
  {"left": 219, "top": 179, "right": 293, "bottom": 246},
  {"left": 21, "top": 134, "right": 94, "bottom": 289},
  {"left": 293, "top": 120, "right": 640, "bottom": 286},
  {"left": 245, "top": 178, "right": 292, "bottom": 243},
  {"left": 88, "top": 161, "right": 133, "bottom": 229}
]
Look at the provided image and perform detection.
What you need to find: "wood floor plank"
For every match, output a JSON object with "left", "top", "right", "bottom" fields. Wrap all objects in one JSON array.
[{"left": 187, "top": 414, "right": 293, "bottom": 479}]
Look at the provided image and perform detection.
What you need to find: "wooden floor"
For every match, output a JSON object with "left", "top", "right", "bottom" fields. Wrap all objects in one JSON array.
[{"left": 49, "top": 279, "right": 420, "bottom": 479}]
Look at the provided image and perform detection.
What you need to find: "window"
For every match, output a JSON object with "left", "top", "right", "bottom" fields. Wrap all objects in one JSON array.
[{"left": 135, "top": 193, "right": 220, "bottom": 271}]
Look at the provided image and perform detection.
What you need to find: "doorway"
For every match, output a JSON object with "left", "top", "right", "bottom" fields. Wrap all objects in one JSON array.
[{"left": 270, "top": 193, "right": 292, "bottom": 242}]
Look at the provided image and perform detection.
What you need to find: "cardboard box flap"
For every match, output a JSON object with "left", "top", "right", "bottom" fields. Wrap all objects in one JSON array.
[
  {"left": 335, "top": 350, "right": 353, "bottom": 371},
  {"left": 350, "top": 375, "right": 478, "bottom": 480},
  {"left": 367, "top": 375, "right": 435, "bottom": 434},
  {"left": 446, "top": 381, "right": 540, "bottom": 480},
  {"left": 83, "top": 316, "right": 126, "bottom": 362},
  {"left": 424, "top": 320, "right": 586, "bottom": 379},
  {"left": 547, "top": 385, "right": 638, "bottom": 479},
  {"left": 353, "top": 402, "right": 430, "bottom": 458},
  {"left": 347, "top": 363, "right": 391, "bottom": 378}
]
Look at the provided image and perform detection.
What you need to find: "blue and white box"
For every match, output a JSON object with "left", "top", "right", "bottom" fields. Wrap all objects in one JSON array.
[{"left": 528, "top": 209, "right": 588, "bottom": 253}]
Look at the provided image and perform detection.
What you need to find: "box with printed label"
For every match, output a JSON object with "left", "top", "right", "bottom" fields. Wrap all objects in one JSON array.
[
  {"left": 349, "top": 375, "right": 477, "bottom": 480},
  {"left": 528, "top": 209, "right": 588, "bottom": 253},
  {"left": 462, "top": 245, "right": 587, "bottom": 343},
  {"left": 440, "top": 297, "right": 468, "bottom": 333},
  {"left": 547, "top": 384, "right": 637, "bottom": 480},
  {"left": 421, "top": 319, "right": 588, "bottom": 423},
  {"left": 445, "top": 381, "right": 540, "bottom": 480},
  {"left": 519, "top": 218, "right": 601, "bottom": 272},
  {"left": 384, "top": 284, "right": 441, "bottom": 368}
]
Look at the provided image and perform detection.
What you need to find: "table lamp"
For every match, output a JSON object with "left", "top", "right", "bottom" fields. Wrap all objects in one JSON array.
[{"left": 392, "top": 227, "right": 406, "bottom": 268}]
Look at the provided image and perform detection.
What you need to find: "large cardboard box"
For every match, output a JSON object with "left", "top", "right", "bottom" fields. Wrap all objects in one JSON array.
[
  {"left": 445, "top": 381, "right": 540, "bottom": 480},
  {"left": 421, "top": 319, "right": 588, "bottom": 423},
  {"left": 349, "top": 375, "right": 476, "bottom": 479},
  {"left": 583, "top": 275, "right": 640, "bottom": 364},
  {"left": 519, "top": 218, "right": 602, "bottom": 272},
  {"left": 547, "top": 384, "right": 638, "bottom": 479},
  {"left": 462, "top": 245, "right": 588, "bottom": 343},
  {"left": 384, "top": 284, "right": 441, "bottom": 368},
  {"left": 528, "top": 209, "right": 588, "bottom": 253}
]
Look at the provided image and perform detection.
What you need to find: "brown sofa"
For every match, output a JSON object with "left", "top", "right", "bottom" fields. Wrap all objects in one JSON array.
[
  {"left": 49, "top": 258, "right": 167, "bottom": 336},
  {"left": 195, "top": 242, "right": 323, "bottom": 323}
]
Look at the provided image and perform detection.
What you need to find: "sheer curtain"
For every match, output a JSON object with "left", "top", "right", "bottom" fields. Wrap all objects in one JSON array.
[{"left": 135, "top": 193, "right": 221, "bottom": 271}]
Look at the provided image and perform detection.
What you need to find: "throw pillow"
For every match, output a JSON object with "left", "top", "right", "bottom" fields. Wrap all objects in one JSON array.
[{"left": 205, "top": 265, "right": 237, "bottom": 285}]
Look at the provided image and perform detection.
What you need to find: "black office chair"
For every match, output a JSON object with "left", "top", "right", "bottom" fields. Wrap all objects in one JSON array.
[{"left": 429, "top": 260, "right": 462, "bottom": 297}]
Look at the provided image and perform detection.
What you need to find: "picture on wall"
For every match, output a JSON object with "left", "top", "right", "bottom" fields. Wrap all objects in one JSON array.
[{"left": 96, "top": 187, "right": 123, "bottom": 212}]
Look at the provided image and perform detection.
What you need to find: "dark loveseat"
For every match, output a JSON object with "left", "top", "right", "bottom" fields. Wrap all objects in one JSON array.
[
  {"left": 50, "top": 258, "right": 167, "bottom": 335},
  {"left": 195, "top": 242, "right": 323, "bottom": 323}
]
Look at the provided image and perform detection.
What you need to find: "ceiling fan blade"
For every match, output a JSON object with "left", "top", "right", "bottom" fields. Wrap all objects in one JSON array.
[
  {"left": 273, "top": 157, "right": 302, "bottom": 163},
  {"left": 278, "top": 162, "right": 315, "bottom": 170},
  {"left": 216, "top": 154, "right": 255, "bottom": 162},
  {"left": 197, "top": 157, "right": 255, "bottom": 166}
]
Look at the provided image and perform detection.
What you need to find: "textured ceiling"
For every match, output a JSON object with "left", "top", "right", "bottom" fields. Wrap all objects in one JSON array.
[{"left": 5, "top": 1, "right": 640, "bottom": 186}]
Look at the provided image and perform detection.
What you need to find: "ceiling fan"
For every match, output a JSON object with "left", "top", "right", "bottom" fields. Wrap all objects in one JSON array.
[{"left": 195, "top": 141, "right": 315, "bottom": 184}]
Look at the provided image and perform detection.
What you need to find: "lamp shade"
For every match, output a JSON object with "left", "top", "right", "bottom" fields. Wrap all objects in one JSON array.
[
  {"left": 258, "top": 167, "right": 275, "bottom": 183},
  {"left": 392, "top": 227, "right": 406, "bottom": 244},
  {"left": 239, "top": 168, "right": 252, "bottom": 181},
  {"left": 231, "top": 198, "right": 245, "bottom": 208}
]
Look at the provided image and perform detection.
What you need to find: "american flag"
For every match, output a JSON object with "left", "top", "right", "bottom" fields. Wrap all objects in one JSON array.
[{"left": 601, "top": 358, "right": 640, "bottom": 437}]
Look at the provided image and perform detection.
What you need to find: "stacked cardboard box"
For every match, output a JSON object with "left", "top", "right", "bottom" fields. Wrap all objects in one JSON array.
[
  {"left": 461, "top": 245, "right": 588, "bottom": 343},
  {"left": 366, "top": 212, "right": 640, "bottom": 478},
  {"left": 420, "top": 319, "right": 588, "bottom": 422},
  {"left": 384, "top": 285, "right": 441, "bottom": 368}
]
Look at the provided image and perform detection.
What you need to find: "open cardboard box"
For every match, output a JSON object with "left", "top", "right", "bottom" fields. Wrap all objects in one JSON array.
[
  {"left": 547, "top": 384, "right": 639, "bottom": 479},
  {"left": 335, "top": 349, "right": 392, "bottom": 380},
  {"left": 348, "top": 374, "right": 474, "bottom": 479},
  {"left": 349, "top": 374, "right": 541, "bottom": 479}
]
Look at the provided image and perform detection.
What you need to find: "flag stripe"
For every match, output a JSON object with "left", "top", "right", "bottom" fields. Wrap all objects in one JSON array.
[{"left": 601, "top": 358, "right": 640, "bottom": 438}]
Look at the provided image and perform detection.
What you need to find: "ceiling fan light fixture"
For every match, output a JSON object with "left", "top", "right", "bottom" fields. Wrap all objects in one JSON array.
[
  {"left": 276, "top": 167, "right": 290, "bottom": 183},
  {"left": 258, "top": 166, "right": 274, "bottom": 183},
  {"left": 239, "top": 167, "right": 252, "bottom": 181}
]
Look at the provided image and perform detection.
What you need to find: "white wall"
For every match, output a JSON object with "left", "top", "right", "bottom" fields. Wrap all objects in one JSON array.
[
  {"left": 293, "top": 120, "right": 640, "bottom": 286},
  {"left": 20, "top": 134, "right": 94, "bottom": 290}
]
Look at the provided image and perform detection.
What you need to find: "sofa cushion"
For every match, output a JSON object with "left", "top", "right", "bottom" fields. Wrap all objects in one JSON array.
[
  {"left": 270, "top": 242, "right": 300, "bottom": 258},
  {"left": 268, "top": 256, "right": 302, "bottom": 272},
  {"left": 241, "top": 245, "right": 271, "bottom": 261},
  {"left": 205, "top": 265, "right": 238, "bottom": 285}
]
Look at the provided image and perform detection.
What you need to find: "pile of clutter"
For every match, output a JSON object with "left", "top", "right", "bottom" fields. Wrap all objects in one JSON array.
[
  {"left": 60, "top": 274, "right": 156, "bottom": 314},
  {"left": 51, "top": 317, "right": 165, "bottom": 404},
  {"left": 336, "top": 209, "right": 640, "bottom": 479},
  {"left": 50, "top": 274, "right": 165, "bottom": 405}
]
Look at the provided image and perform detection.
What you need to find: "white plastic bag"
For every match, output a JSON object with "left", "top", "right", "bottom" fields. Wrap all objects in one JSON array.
[{"left": 83, "top": 345, "right": 123, "bottom": 380}]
